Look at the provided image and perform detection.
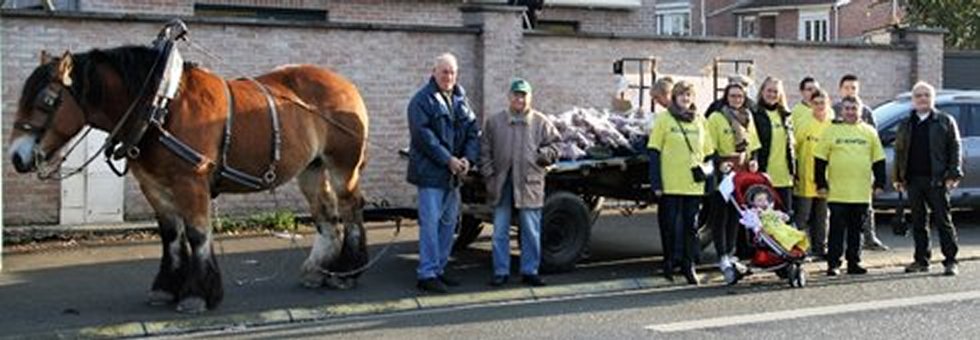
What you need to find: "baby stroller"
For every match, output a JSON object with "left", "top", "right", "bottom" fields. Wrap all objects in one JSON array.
[{"left": 722, "top": 171, "right": 809, "bottom": 288}]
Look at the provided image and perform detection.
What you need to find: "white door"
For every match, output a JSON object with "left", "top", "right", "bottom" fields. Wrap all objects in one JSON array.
[{"left": 60, "top": 128, "right": 125, "bottom": 224}]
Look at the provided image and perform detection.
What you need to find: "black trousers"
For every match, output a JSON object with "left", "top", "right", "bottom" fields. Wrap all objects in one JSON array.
[
  {"left": 828, "top": 203, "right": 868, "bottom": 268},
  {"left": 658, "top": 195, "right": 701, "bottom": 267},
  {"left": 775, "top": 187, "right": 793, "bottom": 215},
  {"left": 907, "top": 177, "right": 959, "bottom": 266}
]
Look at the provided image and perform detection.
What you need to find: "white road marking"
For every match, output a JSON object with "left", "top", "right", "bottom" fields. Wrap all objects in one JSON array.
[{"left": 646, "top": 290, "right": 980, "bottom": 333}]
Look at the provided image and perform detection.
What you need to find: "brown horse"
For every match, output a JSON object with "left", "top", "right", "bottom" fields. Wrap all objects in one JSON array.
[{"left": 8, "top": 46, "right": 370, "bottom": 313}]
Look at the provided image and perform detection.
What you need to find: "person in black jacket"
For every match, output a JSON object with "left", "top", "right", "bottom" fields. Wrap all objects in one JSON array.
[
  {"left": 753, "top": 76, "right": 796, "bottom": 211},
  {"left": 893, "top": 81, "right": 964, "bottom": 276}
]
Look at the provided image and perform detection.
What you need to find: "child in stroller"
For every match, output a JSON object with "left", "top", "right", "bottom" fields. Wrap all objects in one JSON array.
[{"left": 721, "top": 171, "right": 810, "bottom": 287}]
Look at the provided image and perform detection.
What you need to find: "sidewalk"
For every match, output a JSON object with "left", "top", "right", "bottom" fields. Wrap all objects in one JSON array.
[{"left": 2, "top": 213, "right": 979, "bottom": 338}]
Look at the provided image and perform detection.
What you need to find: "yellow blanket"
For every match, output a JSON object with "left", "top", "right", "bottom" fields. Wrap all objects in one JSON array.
[{"left": 760, "top": 210, "right": 810, "bottom": 252}]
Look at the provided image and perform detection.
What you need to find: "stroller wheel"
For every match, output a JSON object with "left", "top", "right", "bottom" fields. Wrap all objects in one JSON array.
[
  {"left": 785, "top": 265, "right": 798, "bottom": 287},
  {"left": 791, "top": 264, "right": 807, "bottom": 288}
]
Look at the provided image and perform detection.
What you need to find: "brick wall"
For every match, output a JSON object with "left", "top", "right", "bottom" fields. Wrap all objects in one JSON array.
[
  {"left": 77, "top": 0, "right": 464, "bottom": 26},
  {"left": 698, "top": 0, "right": 738, "bottom": 37},
  {"left": 837, "top": 0, "right": 902, "bottom": 40},
  {"left": 774, "top": 10, "right": 799, "bottom": 40},
  {"left": 521, "top": 33, "right": 914, "bottom": 118},
  {"left": 327, "top": 0, "right": 463, "bottom": 27},
  {"left": 2, "top": 14, "right": 478, "bottom": 224},
  {"left": 80, "top": 0, "right": 193, "bottom": 15},
  {"left": 537, "top": 0, "right": 658, "bottom": 35}
]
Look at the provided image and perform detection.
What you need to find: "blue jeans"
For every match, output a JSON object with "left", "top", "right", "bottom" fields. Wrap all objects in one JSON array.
[
  {"left": 416, "top": 186, "right": 460, "bottom": 280},
  {"left": 492, "top": 176, "right": 542, "bottom": 276}
]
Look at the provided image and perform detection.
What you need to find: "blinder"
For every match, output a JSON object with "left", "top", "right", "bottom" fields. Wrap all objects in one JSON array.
[{"left": 14, "top": 84, "right": 63, "bottom": 135}]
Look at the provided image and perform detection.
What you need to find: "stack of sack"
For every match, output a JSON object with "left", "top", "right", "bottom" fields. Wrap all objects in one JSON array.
[{"left": 548, "top": 107, "right": 654, "bottom": 161}]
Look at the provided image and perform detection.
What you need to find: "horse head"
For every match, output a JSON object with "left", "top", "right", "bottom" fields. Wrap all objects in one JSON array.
[
  {"left": 10, "top": 46, "right": 155, "bottom": 174},
  {"left": 9, "top": 50, "right": 88, "bottom": 173}
]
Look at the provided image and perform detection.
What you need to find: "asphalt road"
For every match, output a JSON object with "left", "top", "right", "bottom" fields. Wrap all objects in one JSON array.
[
  {"left": 1, "top": 210, "right": 979, "bottom": 337},
  {"left": 186, "top": 261, "right": 980, "bottom": 340}
]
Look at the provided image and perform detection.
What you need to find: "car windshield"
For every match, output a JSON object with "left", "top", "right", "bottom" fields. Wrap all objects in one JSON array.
[{"left": 873, "top": 100, "right": 912, "bottom": 132}]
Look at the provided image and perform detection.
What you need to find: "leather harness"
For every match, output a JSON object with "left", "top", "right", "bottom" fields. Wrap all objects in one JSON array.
[{"left": 105, "top": 21, "right": 283, "bottom": 196}]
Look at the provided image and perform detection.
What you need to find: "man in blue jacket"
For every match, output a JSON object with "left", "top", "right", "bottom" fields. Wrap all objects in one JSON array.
[{"left": 407, "top": 53, "right": 481, "bottom": 293}]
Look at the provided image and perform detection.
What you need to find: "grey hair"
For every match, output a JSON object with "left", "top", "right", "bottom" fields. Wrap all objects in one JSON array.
[
  {"left": 433, "top": 53, "right": 458, "bottom": 71},
  {"left": 912, "top": 81, "right": 937, "bottom": 107}
]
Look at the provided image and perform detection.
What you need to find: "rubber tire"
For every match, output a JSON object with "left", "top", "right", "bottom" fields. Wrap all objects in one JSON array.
[
  {"left": 540, "top": 191, "right": 592, "bottom": 273},
  {"left": 786, "top": 265, "right": 799, "bottom": 287},
  {"left": 794, "top": 266, "right": 807, "bottom": 288},
  {"left": 453, "top": 214, "right": 484, "bottom": 251}
]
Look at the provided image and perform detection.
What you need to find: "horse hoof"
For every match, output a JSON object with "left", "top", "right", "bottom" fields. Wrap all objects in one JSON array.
[
  {"left": 147, "top": 290, "right": 175, "bottom": 306},
  {"left": 299, "top": 271, "right": 325, "bottom": 289},
  {"left": 176, "top": 297, "right": 207, "bottom": 314}
]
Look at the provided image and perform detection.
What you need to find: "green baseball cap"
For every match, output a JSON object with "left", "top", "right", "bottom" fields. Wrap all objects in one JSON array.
[{"left": 510, "top": 78, "right": 532, "bottom": 94}]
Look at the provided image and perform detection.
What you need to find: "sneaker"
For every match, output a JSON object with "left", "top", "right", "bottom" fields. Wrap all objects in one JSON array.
[
  {"left": 521, "top": 275, "right": 546, "bottom": 287},
  {"left": 417, "top": 278, "right": 449, "bottom": 293},
  {"left": 847, "top": 264, "right": 868, "bottom": 275},
  {"left": 438, "top": 274, "right": 461, "bottom": 287},
  {"left": 826, "top": 266, "right": 841, "bottom": 276},
  {"left": 944, "top": 263, "right": 959, "bottom": 276},
  {"left": 489, "top": 275, "right": 509, "bottom": 287},
  {"left": 722, "top": 267, "right": 739, "bottom": 285},
  {"left": 904, "top": 262, "right": 930, "bottom": 273}
]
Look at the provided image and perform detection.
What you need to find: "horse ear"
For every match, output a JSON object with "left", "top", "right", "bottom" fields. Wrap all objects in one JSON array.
[
  {"left": 57, "top": 50, "right": 73, "bottom": 87},
  {"left": 40, "top": 50, "right": 52, "bottom": 65}
]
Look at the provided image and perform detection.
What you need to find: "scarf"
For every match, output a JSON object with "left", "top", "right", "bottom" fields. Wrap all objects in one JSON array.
[
  {"left": 760, "top": 100, "right": 780, "bottom": 112},
  {"left": 668, "top": 103, "right": 696, "bottom": 123},
  {"left": 722, "top": 105, "right": 752, "bottom": 153}
]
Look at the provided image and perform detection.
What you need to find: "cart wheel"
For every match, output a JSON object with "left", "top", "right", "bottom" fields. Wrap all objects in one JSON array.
[
  {"left": 453, "top": 214, "right": 484, "bottom": 251},
  {"left": 540, "top": 191, "right": 592, "bottom": 273}
]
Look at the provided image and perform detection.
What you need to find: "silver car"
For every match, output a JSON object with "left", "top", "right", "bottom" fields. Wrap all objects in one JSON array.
[{"left": 874, "top": 90, "right": 980, "bottom": 211}]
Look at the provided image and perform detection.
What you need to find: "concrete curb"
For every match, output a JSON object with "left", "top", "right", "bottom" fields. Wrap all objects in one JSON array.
[{"left": 61, "top": 255, "right": 980, "bottom": 339}]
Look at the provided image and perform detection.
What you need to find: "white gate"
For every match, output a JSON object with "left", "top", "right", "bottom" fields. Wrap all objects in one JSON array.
[{"left": 60, "top": 129, "right": 125, "bottom": 224}]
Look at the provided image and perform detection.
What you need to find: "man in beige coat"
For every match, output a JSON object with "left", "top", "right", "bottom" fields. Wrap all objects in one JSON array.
[{"left": 481, "top": 79, "right": 561, "bottom": 287}]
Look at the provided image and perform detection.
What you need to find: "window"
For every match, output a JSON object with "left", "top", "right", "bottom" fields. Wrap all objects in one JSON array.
[
  {"left": 739, "top": 16, "right": 757, "bottom": 38},
  {"left": 656, "top": 11, "right": 690, "bottom": 36},
  {"left": 799, "top": 10, "right": 830, "bottom": 42},
  {"left": 968, "top": 104, "right": 980, "bottom": 137},
  {"left": 194, "top": 4, "right": 327, "bottom": 21},
  {"left": 937, "top": 104, "right": 968, "bottom": 136}
]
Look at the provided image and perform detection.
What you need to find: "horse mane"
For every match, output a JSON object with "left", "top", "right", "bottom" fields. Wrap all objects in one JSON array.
[
  {"left": 20, "top": 45, "right": 178, "bottom": 111},
  {"left": 70, "top": 45, "right": 163, "bottom": 107}
]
